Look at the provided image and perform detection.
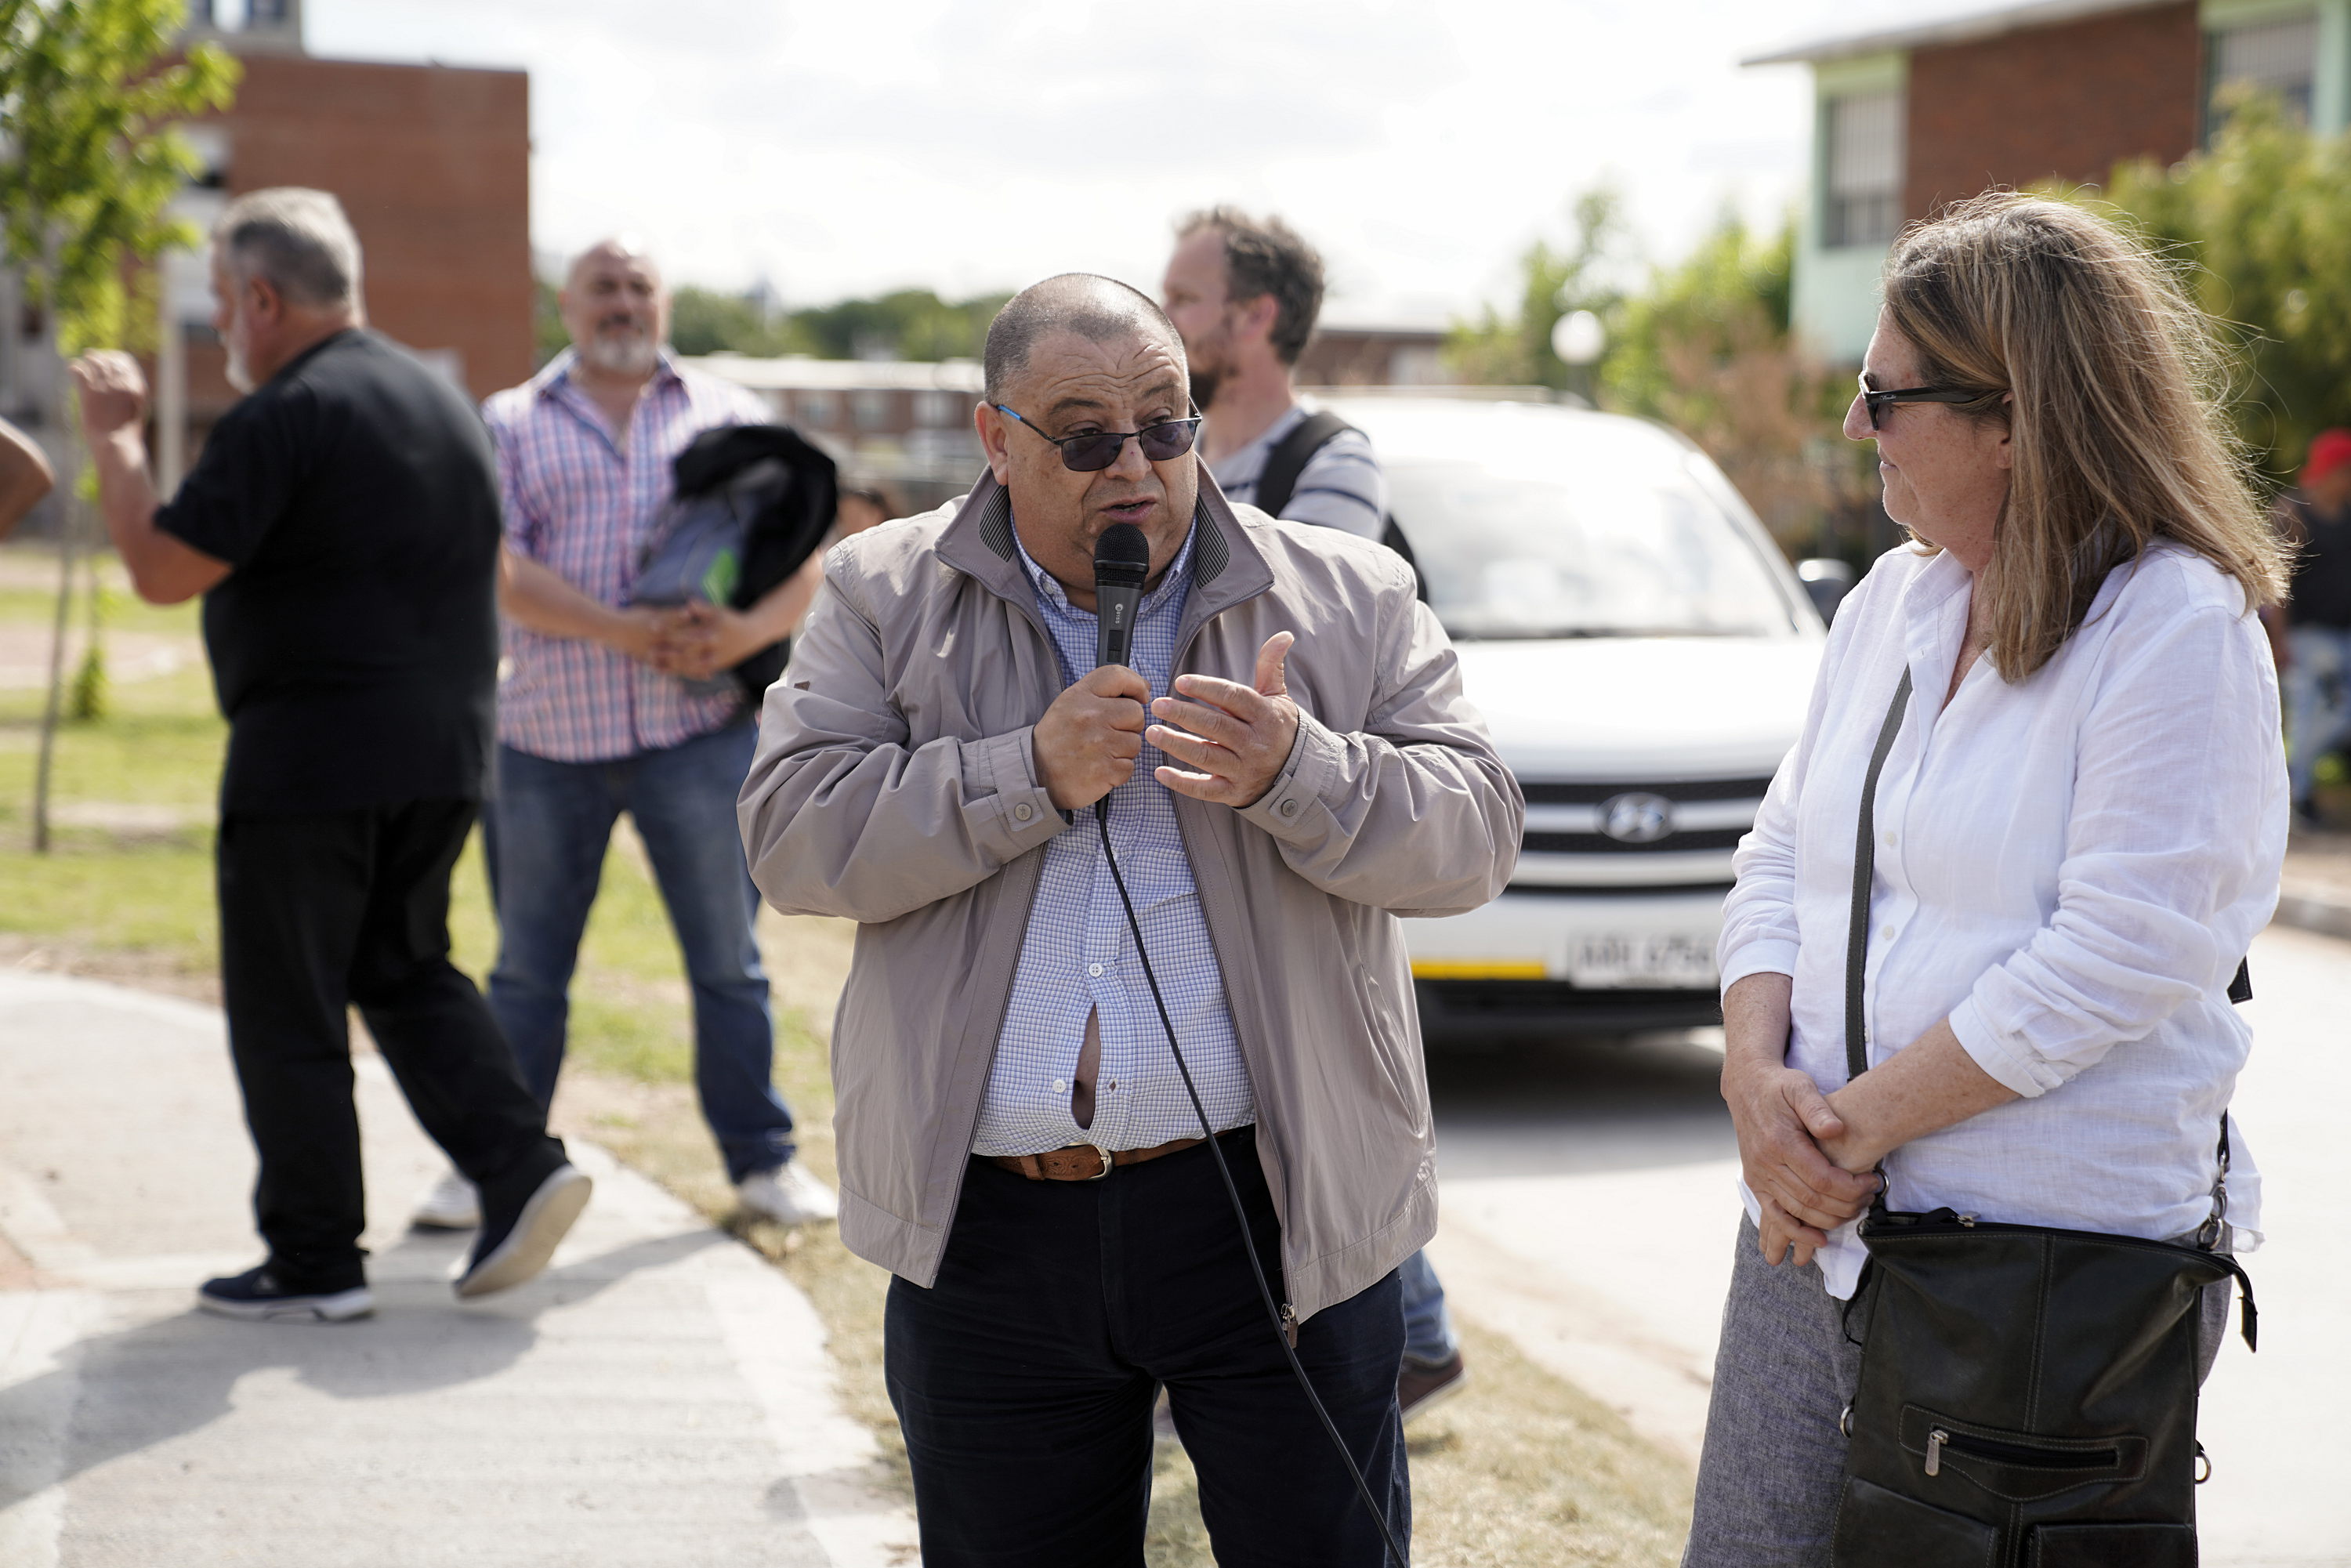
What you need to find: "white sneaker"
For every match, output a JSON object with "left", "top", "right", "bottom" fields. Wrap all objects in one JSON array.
[
  {"left": 736, "top": 1161, "right": 839, "bottom": 1226},
  {"left": 410, "top": 1170, "right": 480, "bottom": 1231}
]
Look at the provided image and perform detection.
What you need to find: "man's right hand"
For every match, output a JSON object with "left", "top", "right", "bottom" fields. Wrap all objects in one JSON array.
[
  {"left": 1725, "top": 1057, "right": 1878, "bottom": 1265},
  {"left": 605, "top": 605, "right": 673, "bottom": 666},
  {"left": 1033, "top": 665, "right": 1149, "bottom": 811}
]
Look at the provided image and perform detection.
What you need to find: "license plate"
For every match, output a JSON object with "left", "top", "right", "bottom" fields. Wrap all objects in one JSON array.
[{"left": 1566, "top": 933, "right": 1717, "bottom": 990}]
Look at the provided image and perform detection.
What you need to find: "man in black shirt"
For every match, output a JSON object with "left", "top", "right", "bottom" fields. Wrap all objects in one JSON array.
[
  {"left": 72, "top": 186, "right": 589, "bottom": 1321},
  {"left": 2278, "top": 428, "right": 2351, "bottom": 823}
]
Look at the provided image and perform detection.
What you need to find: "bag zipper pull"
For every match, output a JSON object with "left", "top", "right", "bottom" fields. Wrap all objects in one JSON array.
[
  {"left": 1957, "top": 1214, "right": 1977, "bottom": 1227},
  {"left": 1925, "top": 1428, "right": 1947, "bottom": 1477},
  {"left": 1281, "top": 1302, "right": 1299, "bottom": 1349}
]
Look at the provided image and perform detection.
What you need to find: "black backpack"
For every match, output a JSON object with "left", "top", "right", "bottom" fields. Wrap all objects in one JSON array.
[{"left": 1254, "top": 409, "right": 1424, "bottom": 598}]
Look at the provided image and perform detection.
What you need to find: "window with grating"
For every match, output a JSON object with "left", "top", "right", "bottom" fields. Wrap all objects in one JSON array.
[
  {"left": 1824, "top": 89, "right": 1905, "bottom": 249},
  {"left": 2208, "top": 13, "right": 2319, "bottom": 134}
]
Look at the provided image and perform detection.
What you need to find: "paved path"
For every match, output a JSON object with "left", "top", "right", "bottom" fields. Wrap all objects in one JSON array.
[
  {"left": 1427, "top": 924, "right": 2351, "bottom": 1566},
  {"left": 0, "top": 972, "right": 915, "bottom": 1567}
]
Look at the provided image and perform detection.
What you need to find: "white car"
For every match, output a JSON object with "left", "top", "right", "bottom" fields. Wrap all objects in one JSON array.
[{"left": 1320, "top": 396, "right": 1828, "bottom": 1040}]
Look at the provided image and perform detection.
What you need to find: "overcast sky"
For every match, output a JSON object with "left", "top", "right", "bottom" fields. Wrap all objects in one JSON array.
[{"left": 305, "top": 0, "right": 1968, "bottom": 322}]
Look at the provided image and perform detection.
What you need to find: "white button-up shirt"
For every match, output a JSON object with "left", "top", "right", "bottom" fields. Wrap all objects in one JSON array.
[
  {"left": 1720, "top": 542, "right": 2284, "bottom": 1297},
  {"left": 969, "top": 521, "right": 1255, "bottom": 1158}
]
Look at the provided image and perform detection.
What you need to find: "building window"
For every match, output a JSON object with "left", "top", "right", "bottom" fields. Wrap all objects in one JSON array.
[
  {"left": 853, "top": 389, "right": 893, "bottom": 431},
  {"left": 914, "top": 390, "right": 958, "bottom": 428},
  {"left": 795, "top": 392, "right": 835, "bottom": 429},
  {"left": 1824, "top": 89, "right": 1904, "bottom": 249},
  {"left": 2208, "top": 13, "right": 2318, "bottom": 131}
]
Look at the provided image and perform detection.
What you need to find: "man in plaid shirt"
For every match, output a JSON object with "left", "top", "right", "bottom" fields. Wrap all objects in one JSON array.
[{"left": 411, "top": 237, "right": 837, "bottom": 1231}]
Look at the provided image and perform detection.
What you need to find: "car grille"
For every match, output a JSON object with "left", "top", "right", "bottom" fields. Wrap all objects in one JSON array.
[
  {"left": 1523, "top": 826, "right": 1750, "bottom": 854},
  {"left": 1520, "top": 777, "right": 1773, "bottom": 805},
  {"left": 1516, "top": 775, "right": 1772, "bottom": 856}
]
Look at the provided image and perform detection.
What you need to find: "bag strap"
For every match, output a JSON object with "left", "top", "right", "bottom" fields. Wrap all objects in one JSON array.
[
  {"left": 1845, "top": 668, "right": 1914, "bottom": 1083},
  {"left": 1253, "top": 409, "right": 1354, "bottom": 520}
]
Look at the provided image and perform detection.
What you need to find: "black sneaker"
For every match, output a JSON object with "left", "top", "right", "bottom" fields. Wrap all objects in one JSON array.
[
  {"left": 1398, "top": 1350, "right": 1469, "bottom": 1424},
  {"left": 197, "top": 1264, "right": 373, "bottom": 1323},
  {"left": 453, "top": 1161, "right": 592, "bottom": 1300}
]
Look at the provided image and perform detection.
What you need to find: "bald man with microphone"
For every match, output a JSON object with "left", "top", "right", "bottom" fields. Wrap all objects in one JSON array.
[{"left": 740, "top": 273, "right": 1521, "bottom": 1566}]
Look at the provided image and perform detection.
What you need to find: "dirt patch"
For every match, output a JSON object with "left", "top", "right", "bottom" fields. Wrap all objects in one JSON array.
[{"left": 0, "top": 933, "right": 221, "bottom": 1003}]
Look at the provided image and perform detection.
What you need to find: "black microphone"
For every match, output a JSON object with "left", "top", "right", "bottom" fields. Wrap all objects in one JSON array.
[{"left": 1092, "top": 523, "right": 1150, "bottom": 670}]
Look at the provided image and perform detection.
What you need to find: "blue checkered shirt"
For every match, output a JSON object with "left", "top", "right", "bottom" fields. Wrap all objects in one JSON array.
[{"left": 969, "top": 523, "right": 1257, "bottom": 1157}]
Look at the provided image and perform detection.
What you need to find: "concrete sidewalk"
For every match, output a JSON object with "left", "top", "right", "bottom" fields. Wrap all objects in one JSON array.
[{"left": 0, "top": 972, "right": 915, "bottom": 1567}]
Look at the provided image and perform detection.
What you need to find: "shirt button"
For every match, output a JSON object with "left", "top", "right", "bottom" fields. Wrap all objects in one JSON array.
[
  {"left": 1013, "top": 802, "right": 1034, "bottom": 823},
  {"left": 1052, "top": 1078, "right": 1068, "bottom": 1092},
  {"left": 1279, "top": 798, "right": 1300, "bottom": 818},
  {"left": 1088, "top": 962, "right": 1105, "bottom": 978},
  {"left": 1883, "top": 831, "right": 1896, "bottom": 846}
]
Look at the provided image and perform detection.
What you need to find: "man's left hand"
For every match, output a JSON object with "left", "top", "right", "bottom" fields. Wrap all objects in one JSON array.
[
  {"left": 652, "top": 601, "right": 768, "bottom": 681},
  {"left": 1147, "top": 632, "right": 1300, "bottom": 808},
  {"left": 70, "top": 352, "right": 150, "bottom": 440}
]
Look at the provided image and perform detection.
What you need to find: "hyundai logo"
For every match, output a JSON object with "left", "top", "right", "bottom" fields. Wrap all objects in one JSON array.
[{"left": 1599, "top": 792, "right": 1676, "bottom": 844}]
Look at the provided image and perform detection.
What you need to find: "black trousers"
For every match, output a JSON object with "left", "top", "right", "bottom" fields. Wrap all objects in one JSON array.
[
  {"left": 216, "top": 799, "right": 561, "bottom": 1288},
  {"left": 885, "top": 1128, "right": 1409, "bottom": 1568}
]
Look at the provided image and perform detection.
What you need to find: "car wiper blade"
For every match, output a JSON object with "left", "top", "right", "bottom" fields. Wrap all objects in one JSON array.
[{"left": 1446, "top": 625, "right": 1745, "bottom": 641}]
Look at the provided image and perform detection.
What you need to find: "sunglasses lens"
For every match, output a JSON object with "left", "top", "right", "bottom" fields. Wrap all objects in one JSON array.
[
  {"left": 1137, "top": 420, "right": 1198, "bottom": 462},
  {"left": 1060, "top": 433, "right": 1125, "bottom": 472}
]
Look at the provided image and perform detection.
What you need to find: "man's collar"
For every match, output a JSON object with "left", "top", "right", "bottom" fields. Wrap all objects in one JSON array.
[
  {"left": 1011, "top": 511, "right": 1200, "bottom": 617},
  {"left": 939, "top": 463, "right": 1267, "bottom": 615},
  {"left": 531, "top": 346, "right": 686, "bottom": 401}
]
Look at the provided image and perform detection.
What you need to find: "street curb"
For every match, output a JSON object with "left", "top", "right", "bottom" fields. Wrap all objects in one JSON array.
[{"left": 2273, "top": 889, "right": 2351, "bottom": 944}]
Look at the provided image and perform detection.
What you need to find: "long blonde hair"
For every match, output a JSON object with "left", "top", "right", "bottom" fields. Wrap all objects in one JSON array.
[{"left": 1881, "top": 192, "right": 2285, "bottom": 679}]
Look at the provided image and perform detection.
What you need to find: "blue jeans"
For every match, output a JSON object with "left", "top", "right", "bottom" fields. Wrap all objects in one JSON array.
[
  {"left": 2287, "top": 625, "right": 2351, "bottom": 804},
  {"left": 483, "top": 722, "right": 794, "bottom": 1183},
  {"left": 1399, "top": 1248, "right": 1459, "bottom": 1367}
]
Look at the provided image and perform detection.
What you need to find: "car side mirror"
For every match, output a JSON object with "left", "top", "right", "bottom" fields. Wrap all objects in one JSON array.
[{"left": 1796, "top": 558, "right": 1855, "bottom": 625}]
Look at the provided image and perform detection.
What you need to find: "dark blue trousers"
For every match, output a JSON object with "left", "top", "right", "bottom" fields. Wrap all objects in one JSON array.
[{"left": 885, "top": 1128, "right": 1408, "bottom": 1567}]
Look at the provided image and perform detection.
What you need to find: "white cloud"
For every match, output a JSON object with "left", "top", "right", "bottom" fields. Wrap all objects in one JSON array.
[{"left": 305, "top": 0, "right": 1917, "bottom": 317}]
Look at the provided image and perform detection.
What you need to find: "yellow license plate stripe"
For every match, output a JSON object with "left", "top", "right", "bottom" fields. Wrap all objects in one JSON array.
[{"left": 1409, "top": 960, "right": 1549, "bottom": 980}]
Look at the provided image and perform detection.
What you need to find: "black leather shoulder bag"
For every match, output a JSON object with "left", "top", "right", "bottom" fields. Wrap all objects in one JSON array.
[{"left": 1831, "top": 668, "right": 2259, "bottom": 1568}]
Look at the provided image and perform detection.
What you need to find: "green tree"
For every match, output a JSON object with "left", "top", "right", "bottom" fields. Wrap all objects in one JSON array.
[
  {"left": 669, "top": 284, "right": 800, "bottom": 358},
  {"left": 1445, "top": 189, "right": 1628, "bottom": 393},
  {"left": 1603, "top": 212, "right": 1871, "bottom": 549},
  {"left": 0, "top": 0, "right": 240, "bottom": 849},
  {"left": 788, "top": 288, "right": 1006, "bottom": 362},
  {"left": 2087, "top": 89, "right": 2351, "bottom": 487}
]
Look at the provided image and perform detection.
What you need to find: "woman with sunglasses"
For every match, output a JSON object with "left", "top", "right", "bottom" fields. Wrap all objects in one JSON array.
[{"left": 1683, "top": 192, "right": 2288, "bottom": 1563}]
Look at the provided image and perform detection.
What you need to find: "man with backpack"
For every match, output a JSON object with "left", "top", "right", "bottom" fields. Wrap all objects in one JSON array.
[
  {"left": 1162, "top": 208, "right": 1464, "bottom": 1422},
  {"left": 411, "top": 237, "right": 839, "bottom": 1233}
]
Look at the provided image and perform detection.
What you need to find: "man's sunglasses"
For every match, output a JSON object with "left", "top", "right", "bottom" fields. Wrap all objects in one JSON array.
[
  {"left": 1858, "top": 379, "right": 1987, "bottom": 430},
  {"left": 994, "top": 404, "right": 1203, "bottom": 473}
]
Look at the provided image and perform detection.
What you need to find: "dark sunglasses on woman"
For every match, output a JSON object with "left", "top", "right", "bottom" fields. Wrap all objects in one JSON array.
[
  {"left": 994, "top": 404, "right": 1204, "bottom": 473},
  {"left": 1858, "top": 376, "right": 1987, "bottom": 430}
]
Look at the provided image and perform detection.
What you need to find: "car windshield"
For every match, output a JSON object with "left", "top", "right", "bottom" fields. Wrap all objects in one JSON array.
[{"left": 1388, "top": 458, "right": 1795, "bottom": 641}]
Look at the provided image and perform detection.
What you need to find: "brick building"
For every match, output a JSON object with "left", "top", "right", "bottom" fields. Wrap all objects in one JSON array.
[
  {"left": 1750, "top": 0, "right": 2347, "bottom": 360},
  {"left": 0, "top": 1, "right": 533, "bottom": 502}
]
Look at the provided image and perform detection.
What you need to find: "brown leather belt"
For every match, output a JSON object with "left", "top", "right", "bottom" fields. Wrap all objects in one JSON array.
[{"left": 987, "top": 1135, "right": 1202, "bottom": 1182}]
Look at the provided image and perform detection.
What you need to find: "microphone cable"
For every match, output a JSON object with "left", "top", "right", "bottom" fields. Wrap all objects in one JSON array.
[{"left": 1091, "top": 795, "right": 1410, "bottom": 1568}]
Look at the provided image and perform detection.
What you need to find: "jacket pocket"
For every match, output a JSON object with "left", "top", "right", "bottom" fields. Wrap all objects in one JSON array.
[
  {"left": 1899, "top": 1404, "right": 2147, "bottom": 1504},
  {"left": 1831, "top": 1475, "right": 1997, "bottom": 1567},
  {"left": 2027, "top": 1522, "right": 2195, "bottom": 1568},
  {"left": 1352, "top": 965, "right": 1414, "bottom": 1114}
]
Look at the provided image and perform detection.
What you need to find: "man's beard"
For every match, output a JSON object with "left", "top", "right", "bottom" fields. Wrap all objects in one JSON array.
[
  {"left": 580, "top": 325, "right": 657, "bottom": 377},
  {"left": 1186, "top": 363, "right": 1223, "bottom": 411}
]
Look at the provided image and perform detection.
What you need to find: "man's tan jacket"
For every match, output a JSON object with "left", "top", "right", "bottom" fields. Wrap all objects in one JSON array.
[{"left": 737, "top": 470, "right": 1523, "bottom": 1320}]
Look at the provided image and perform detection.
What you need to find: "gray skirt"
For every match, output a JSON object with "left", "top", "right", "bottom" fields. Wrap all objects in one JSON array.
[{"left": 1680, "top": 1216, "right": 2231, "bottom": 1568}]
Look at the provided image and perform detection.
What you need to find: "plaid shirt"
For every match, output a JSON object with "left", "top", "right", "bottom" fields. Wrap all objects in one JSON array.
[
  {"left": 481, "top": 350, "right": 772, "bottom": 762},
  {"left": 970, "top": 520, "right": 1255, "bottom": 1157}
]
